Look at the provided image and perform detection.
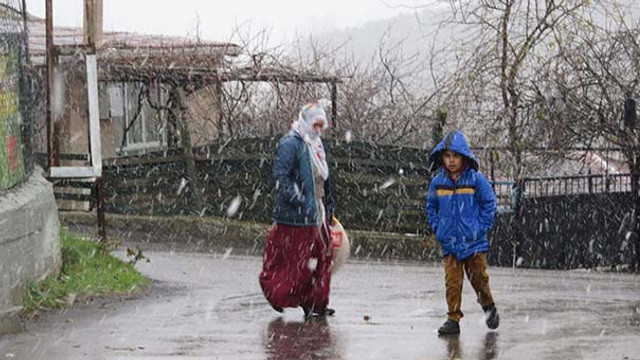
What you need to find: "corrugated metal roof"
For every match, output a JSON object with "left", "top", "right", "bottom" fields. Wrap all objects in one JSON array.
[
  {"left": 26, "top": 18, "right": 241, "bottom": 65},
  {"left": 16, "top": 16, "right": 338, "bottom": 84}
]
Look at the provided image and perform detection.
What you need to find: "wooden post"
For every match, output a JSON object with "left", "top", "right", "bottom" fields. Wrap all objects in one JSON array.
[{"left": 83, "top": 0, "right": 103, "bottom": 49}]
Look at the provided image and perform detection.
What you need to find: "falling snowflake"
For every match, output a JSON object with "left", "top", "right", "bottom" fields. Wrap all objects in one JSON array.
[
  {"left": 222, "top": 247, "right": 233, "bottom": 261},
  {"left": 308, "top": 258, "right": 318, "bottom": 271},
  {"left": 345, "top": 131, "right": 353, "bottom": 143},
  {"left": 380, "top": 178, "right": 395, "bottom": 190},
  {"left": 226, "top": 195, "right": 242, "bottom": 217},
  {"left": 176, "top": 178, "right": 187, "bottom": 195}
]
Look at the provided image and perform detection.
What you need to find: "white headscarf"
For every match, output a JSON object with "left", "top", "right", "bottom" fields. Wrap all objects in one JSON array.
[{"left": 292, "top": 102, "right": 329, "bottom": 180}]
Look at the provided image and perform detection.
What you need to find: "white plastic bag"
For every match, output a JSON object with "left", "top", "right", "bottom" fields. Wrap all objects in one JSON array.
[{"left": 330, "top": 217, "right": 350, "bottom": 272}]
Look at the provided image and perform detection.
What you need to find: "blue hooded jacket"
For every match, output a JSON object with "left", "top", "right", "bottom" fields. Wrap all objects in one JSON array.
[
  {"left": 425, "top": 131, "right": 497, "bottom": 260},
  {"left": 272, "top": 131, "right": 334, "bottom": 226}
]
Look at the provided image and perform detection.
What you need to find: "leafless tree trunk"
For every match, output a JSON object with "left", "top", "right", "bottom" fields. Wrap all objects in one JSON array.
[{"left": 169, "top": 85, "right": 204, "bottom": 215}]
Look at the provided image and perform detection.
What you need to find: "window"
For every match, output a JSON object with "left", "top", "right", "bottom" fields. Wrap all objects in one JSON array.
[{"left": 100, "top": 82, "right": 168, "bottom": 152}]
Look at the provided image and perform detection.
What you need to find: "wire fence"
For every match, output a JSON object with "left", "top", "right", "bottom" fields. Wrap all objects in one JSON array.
[{"left": 0, "top": 1, "right": 34, "bottom": 190}]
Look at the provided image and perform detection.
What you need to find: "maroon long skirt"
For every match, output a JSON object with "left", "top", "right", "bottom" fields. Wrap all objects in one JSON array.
[{"left": 259, "top": 223, "right": 333, "bottom": 313}]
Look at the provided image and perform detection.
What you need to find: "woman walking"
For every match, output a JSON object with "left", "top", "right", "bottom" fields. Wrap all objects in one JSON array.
[{"left": 259, "top": 102, "right": 335, "bottom": 318}]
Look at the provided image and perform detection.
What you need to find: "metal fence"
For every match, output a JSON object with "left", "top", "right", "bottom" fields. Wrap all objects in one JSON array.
[
  {"left": 490, "top": 173, "right": 636, "bottom": 270},
  {"left": 490, "top": 180, "right": 516, "bottom": 213},
  {"left": 489, "top": 173, "right": 632, "bottom": 214},
  {"left": 522, "top": 173, "right": 631, "bottom": 198},
  {"left": 0, "top": 1, "right": 34, "bottom": 190}
]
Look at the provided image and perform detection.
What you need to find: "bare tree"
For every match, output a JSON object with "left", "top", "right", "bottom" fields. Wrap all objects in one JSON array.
[
  {"left": 440, "top": 0, "right": 589, "bottom": 178},
  {"left": 551, "top": 1, "right": 640, "bottom": 149},
  {"left": 288, "top": 25, "right": 449, "bottom": 146},
  {"left": 189, "top": 23, "right": 450, "bottom": 147},
  {"left": 546, "top": 0, "right": 640, "bottom": 267}
]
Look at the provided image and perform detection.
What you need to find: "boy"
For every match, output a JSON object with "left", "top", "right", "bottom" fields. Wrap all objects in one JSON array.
[{"left": 425, "top": 131, "right": 499, "bottom": 335}]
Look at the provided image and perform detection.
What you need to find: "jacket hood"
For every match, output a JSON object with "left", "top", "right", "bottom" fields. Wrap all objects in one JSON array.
[{"left": 429, "top": 131, "right": 479, "bottom": 171}]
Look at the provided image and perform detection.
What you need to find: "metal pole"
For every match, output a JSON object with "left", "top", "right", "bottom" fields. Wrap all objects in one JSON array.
[
  {"left": 624, "top": 97, "right": 640, "bottom": 269},
  {"left": 20, "top": 0, "right": 33, "bottom": 172},
  {"left": 330, "top": 82, "right": 337, "bottom": 129},
  {"left": 45, "top": 0, "right": 59, "bottom": 168},
  {"left": 96, "top": 177, "right": 106, "bottom": 241},
  {"left": 216, "top": 80, "right": 225, "bottom": 138},
  {"left": 490, "top": 150, "right": 496, "bottom": 192}
]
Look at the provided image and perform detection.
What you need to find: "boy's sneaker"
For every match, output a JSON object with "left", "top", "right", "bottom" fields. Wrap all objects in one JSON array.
[
  {"left": 483, "top": 305, "right": 500, "bottom": 330},
  {"left": 437, "top": 319, "right": 460, "bottom": 335}
]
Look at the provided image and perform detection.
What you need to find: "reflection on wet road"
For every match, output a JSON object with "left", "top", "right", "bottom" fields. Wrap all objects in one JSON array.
[{"left": 263, "top": 317, "right": 343, "bottom": 360}]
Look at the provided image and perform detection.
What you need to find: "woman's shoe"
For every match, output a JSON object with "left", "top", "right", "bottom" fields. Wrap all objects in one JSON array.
[
  {"left": 302, "top": 307, "right": 335, "bottom": 318},
  {"left": 317, "top": 308, "right": 335, "bottom": 316}
]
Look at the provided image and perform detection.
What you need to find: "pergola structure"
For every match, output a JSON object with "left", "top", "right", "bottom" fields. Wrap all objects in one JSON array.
[
  {"left": 41, "top": 0, "right": 341, "bottom": 240},
  {"left": 100, "top": 63, "right": 341, "bottom": 129}
]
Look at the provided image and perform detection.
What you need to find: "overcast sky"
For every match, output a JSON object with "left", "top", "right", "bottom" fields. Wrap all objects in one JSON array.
[{"left": 24, "top": 0, "right": 431, "bottom": 44}]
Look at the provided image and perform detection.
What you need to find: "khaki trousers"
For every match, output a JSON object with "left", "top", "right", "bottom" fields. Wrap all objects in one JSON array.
[{"left": 444, "top": 253, "right": 495, "bottom": 322}]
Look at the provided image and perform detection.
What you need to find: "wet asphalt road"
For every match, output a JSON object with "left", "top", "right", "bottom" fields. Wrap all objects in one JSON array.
[{"left": 1, "top": 245, "right": 639, "bottom": 360}]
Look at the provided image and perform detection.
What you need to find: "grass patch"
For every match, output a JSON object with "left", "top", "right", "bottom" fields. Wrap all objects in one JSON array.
[{"left": 22, "top": 230, "right": 150, "bottom": 316}]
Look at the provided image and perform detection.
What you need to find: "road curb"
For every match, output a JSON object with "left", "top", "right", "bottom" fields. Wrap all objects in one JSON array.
[{"left": 60, "top": 211, "right": 440, "bottom": 261}]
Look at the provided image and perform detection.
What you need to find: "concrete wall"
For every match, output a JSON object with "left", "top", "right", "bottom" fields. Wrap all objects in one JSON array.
[{"left": 0, "top": 168, "right": 61, "bottom": 334}]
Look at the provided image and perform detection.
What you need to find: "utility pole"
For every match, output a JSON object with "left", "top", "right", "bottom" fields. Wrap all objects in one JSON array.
[{"left": 45, "top": 0, "right": 58, "bottom": 168}]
